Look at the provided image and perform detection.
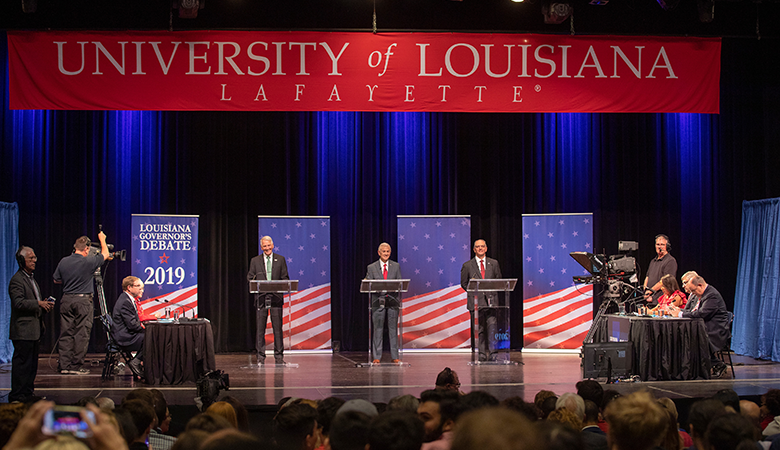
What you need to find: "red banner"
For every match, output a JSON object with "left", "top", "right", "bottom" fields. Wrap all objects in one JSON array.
[{"left": 7, "top": 31, "right": 720, "bottom": 113}]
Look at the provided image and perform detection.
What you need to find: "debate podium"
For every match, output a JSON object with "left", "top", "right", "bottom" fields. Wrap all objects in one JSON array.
[
  {"left": 466, "top": 278, "right": 518, "bottom": 366},
  {"left": 243, "top": 279, "right": 299, "bottom": 369},
  {"left": 358, "top": 278, "right": 410, "bottom": 367}
]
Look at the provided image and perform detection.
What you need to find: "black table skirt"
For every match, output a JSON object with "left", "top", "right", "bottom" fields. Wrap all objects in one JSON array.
[
  {"left": 144, "top": 321, "right": 217, "bottom": 385},
  {"left": 593, "top": 315, "right": 712, "bottom": 381}
]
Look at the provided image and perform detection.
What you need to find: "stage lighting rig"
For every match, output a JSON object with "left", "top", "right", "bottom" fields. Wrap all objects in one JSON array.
[
  {"left": 174, "top": 0, "right": 205, "bottom": 19},
  {"left": 542, "top": 0, "right": 572, "bottom": 24}
]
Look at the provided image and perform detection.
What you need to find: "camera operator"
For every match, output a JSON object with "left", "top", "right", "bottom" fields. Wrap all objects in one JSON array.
[
  {"left": 53, "top": 232, "right": 110, "bottom": 375},
  {"left": 643, "top": 234, "right": 677, "bottom": 308}
]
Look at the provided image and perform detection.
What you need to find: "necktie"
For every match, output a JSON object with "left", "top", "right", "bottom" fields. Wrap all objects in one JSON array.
[
  {"left": 266, "top": 255, "right": 272, "bottom": 280},
  {"left": 134, "top": 299, "right": 146, "bottom": 328},
  {"left": 480, "top": 260, "right": 486, "bottom": 279},
  {"left": 383, "top": 263, "right": 388, "bottom": 280}
]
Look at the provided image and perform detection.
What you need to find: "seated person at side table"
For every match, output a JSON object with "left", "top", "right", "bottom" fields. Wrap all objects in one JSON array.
[
  {"left": 667, "top": 275, "right": 730, "bottom": 378},
  {"left": 113, "top": 275, "right": 147, "bottom": 378},
  {"left": 648, "top": 274, "right": 686, "bottom": 316}
]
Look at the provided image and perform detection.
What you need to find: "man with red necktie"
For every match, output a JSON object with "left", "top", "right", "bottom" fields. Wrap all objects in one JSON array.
[
  {"left": 366, "top": 242, "right": 402, "bottom": 364},
  {"left": 460, "top": 239, "right": 502, "bottom": 362},
  {"left": 112, "top": 275, "right": 147, "bottom": 379}
]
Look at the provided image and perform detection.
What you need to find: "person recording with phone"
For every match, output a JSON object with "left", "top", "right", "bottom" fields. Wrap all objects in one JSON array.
[
  {"left": 112, "top": 276, "right": 147, "bottom": 380},
  {"left": 8, "top": 246, "right": 53, "bottom": 403},
  {"left": 53, "top": 232, "right": 110, "bottom": 375}
]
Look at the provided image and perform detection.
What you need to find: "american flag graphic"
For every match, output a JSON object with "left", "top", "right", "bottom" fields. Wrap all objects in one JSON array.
[
  {"left": 258, "top": 216, "right": 332, "bottom": 350},
  {"left": 397, "top": 216, "right": 472, "bottom": 349},
  {"left": 522, "top": 213, "right": 594, "bottom": 350},
  {"left": 139, "top": 285, "right": 198, "bottom": 318}
]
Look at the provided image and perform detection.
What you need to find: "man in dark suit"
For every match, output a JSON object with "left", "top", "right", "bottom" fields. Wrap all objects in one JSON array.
[
  {"left": 681, "top": 271, "right": 700, "bottom": 312},
  {"left": 112, "top": 275, "right": 146, "bottom": 378},
  {"left": 365, "top": 242, "right": 402, "bottom": 364},
  {"left": 669, "top": 275, "right": 730, "bottom": 377},
  {"left": 460, "top": 239, "right": 502, "bottom": 362},
  {"left": 8, "top": 246, "right": 53, "bottom": 402},
  {"left": 247, "top": 235, "right": 289, "bottom": 364}
]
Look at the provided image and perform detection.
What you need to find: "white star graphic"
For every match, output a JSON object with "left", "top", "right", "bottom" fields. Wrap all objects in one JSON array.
[
  {"left": 413, "top": 245, "right": 419, "bottom": 251},
  {"left": 536, "top": 244, "right": 543, "bottom": 250},
  {"left": 561, "top": 243, "right": 567, "bottom": 249},
  {"left": 559, "top": 220, "right": 565, "bottom": 225},
  {"left": 310, "top": 257, "right": 316, "bottom": 263},
  {"left": 399, "top": 235, "right": 405, "bottom": 240},
  {"left": 584, "top": 218, "right": 590, "bottom": 224},
  {"left": 535, "top": 221, "right": 540, "bottom": 226},
  {"left": 561, "top": 268, "right": 567, "bottom": 274},
  {"left": 436, "top": 221, "right": 442, "bottom": 227},
  {"left": 538, "top": 268, "right": 545, "bottom": 273},
  {"left": 271, "top": 223, "right": 277, "bottom": 228},
  {"left": 573, "top": 231, "right": 578, "bottom": 237},
  {"left": 298, "top": 245, "right": 304, "bottom": 251},
  {"left": 401, "top": 257, "right": 408, "bottom": 263},
  {"left": 299, "top": 270, "right": 304, "bottom": 275},
  {"left": 450, "top": 233, "right": 456, "bottom": 238},
  {"left": 585, "top": 243, "right": 591, "bottom": 249},
  {"left": 524, "top": 234, "right": 529, "bottom": 239},
  {"left": 321, "top": 221, "right": 327, "bottom": 227},
  {"left": 285, "top": 234, "right": 291, "bottom": 240},
  {"left": 410, "top": 222, "right": 416, "bottom": 228},
  {"left": 424, "top": 234, "right": 430, "bottom": 239},
  {"left": 550, "top": 281, "right": 556, "bottom": 286},
  {"left": 548, "top": 232, "right": 554, "bottom": 238},
  {"left": 415, "top": 269, "right": 421, "bottom": 274},
  {"left": 287, "top": 257, "right": 293, "bottom": 263},
  {"left": 450, "top": 257, "right": 456, "bottom": 262},
  {"left": 426, "top": 257, "right": 432, "bottom": 262},
  {"left": 526, "top": 257, "right": 532, "bottom": 262},
  {"left": 295, "top": 222, "right": 302, "bottom": 227},
  {"left": 550, "top": 256, "right": 556, "bottom": 261},
  {"left": 527, "top": 280, "right": 533, "bottom": 286},
  {"left": 438, "top": 244, "right": 444, "bottom": 250},
  {"left": 310, "top": 233, "right": 316, "bottom": 239},
  {"left": 438, "top": 269, "right": 444, "bottom": 274},
  {"left": 426, "top": 281, "right": 432, "bottom": 287},
  {"left": 322, "top": 245, "right": 328, "bottom": 251}
]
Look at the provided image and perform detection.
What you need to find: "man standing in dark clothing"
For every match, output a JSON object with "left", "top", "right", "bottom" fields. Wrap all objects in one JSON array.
[
  {"left": 8, "top": 246, "right": 53, "bottom": 402},
  {"left": 460, "top": 239, "right": 502, "bottom": 362},
  {"left": 643, "top": 234, "right": 677, "bottom": 307},
  {"left": 53, "top": 232, "right": 109, "bottom": 375},
  {"left": 247, "top": 235, "right": 289, "bottom": 364}
]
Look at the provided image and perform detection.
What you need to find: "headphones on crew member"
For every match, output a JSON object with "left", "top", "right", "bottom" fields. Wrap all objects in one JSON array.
[
  {"left": 655, "top": 234, "right": 671, "bottom": 252},
  {"left": 15, "top": 246, "right": 25, "bottom": 269}
]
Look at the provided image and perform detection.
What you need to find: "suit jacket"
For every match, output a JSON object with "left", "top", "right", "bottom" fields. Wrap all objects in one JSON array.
[
  {"left": 683, "top": 293, "right": 699, "bottom": 312},
  {"left": 365, "top": 259, "right": 402, "bottom": 308},
  {"left": 247, "top": 253, "right": 290, "bottom": 307},
  {"left": 460, "top": 257, "right": 502, "bottom": 311},
  {"left": 8, "top": 269, "right": 45, "bottom": 341},
  {"left": 684, "top": 284, "right": 730, "bottom": 352},
  {"left": 581, "top": 427, "right": 608, "bottom": 450},
  {"left": 112, "top": 291, "right": 144, "bottom": 348}
]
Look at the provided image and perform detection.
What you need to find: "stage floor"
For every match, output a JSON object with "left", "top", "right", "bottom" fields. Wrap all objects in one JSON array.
[{"left": 3, "top": 351, "right": 780, "bottom": 406}]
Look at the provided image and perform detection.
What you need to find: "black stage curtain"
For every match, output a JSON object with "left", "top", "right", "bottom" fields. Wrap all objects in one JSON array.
[{"left": 2, "top": 35, "right": 780, "bottom": 354}]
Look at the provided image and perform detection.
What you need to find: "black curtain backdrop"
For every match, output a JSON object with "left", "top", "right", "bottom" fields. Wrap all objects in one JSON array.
[{"left": 2, "top": 35, "right": 780, "bottom": 354}]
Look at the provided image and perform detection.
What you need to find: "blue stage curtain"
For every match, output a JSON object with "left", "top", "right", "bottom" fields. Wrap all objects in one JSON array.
[
  {"left": 0, "top": 201, "right": 19, "bottom": 363},
  {"left": 733, "top": 198, "right": 780, "bottom": 361}
]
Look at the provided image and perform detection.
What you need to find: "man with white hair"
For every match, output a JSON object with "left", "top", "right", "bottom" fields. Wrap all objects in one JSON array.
[
  {"left": 555, "top": 393, "right": 585, "bottom": 421},
  {"left": 248, "top": 236, "right": 289, "bottom": 364},
  {"left": 366, "top": 243, "right": 402, "bottom": 364}
]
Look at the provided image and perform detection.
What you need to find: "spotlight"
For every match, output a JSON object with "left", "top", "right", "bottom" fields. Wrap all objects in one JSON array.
[
  {"left": 511, "top": 0, "right": 525, "bottom": 3},
  {"left": 589, "top": 0, "right": 608, "bottom": 4},
  {"left": 21, "top": 0, "right": 36, "bottom": 13},
  {"left": 542, "top": 0, "right": 572, "bottom": 24},
  {"left": 655, "top": 0, "right": 680, "bottom": 10},
  {"left": 173, "top": 0, "right": 205, "bottom": 19}
]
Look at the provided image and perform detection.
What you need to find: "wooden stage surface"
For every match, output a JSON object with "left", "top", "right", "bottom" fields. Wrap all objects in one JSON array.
[{"left": 3, "top": 351, "right": 780, "bottom": 407}]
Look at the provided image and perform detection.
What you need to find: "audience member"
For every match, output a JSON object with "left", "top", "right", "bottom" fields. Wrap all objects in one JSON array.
[
  {"left": 75, "top": 397, "right": 99, "bottom": 408},
  {"left": 205, "top": 401, "right": 238, "bottom": 429},
  {"left": 452, "top": 407, "right": 540, "bottom": 450},
  {"left": 598, "top": 390, "right": 621, "bottom": 434},
  {"left": 387, "top": 395, "right": 419, "bottom": 413},
  {"left": 199, "top": 429, "right": 264, "bottom": 450},
  {"left": 33, "top": 436, "right": 90, "bottom": 450},
  {"left": 434, "top": 368, "right": 461, "bottom": 392},
  {"left": 274, "top": 402, "right": 319, "bottom": 450},
  {"left": 739, "top": 400, "right": 763, "bottom": 440},
  {"left": 117, "top": 399, "right": 156, "bottom": 450},
  {"left": 547, "top": 407, "right": 583, "bottom": 432},
  {"left": 418, "top": 389, "right": 462, "bottom": 450},
  {"left": 148, "top": 390, "right": 176, "bottom": 450},
  {"left": 658, "top": 407, "right": 683, "bottom": 450},
  {"left": 658, "top": 397, "right": 692, "bottom": 448},
  {"left": 556, "top": 393, "right": 586, "bottom": 421},
  {"left": 705, "top": 414, "right": 757, "bottom": 450},
  {"left": 220, "top": 396, "right": 250, "bottom": 434},
  {"left": 688, "top": 398, "right": 728, "bottom": 450},
  {"left": 605, "top": 391, "right": 668, "bottom": 450},
  {"left": 337, "top": 399, "right": 378, "bottom": 418},
  {"left": 581, "top": 400, "right": 607, "bottom": 450},
  {"left": 540, "top": 396, "right": 559, "bottom": 420},
  {"left": 500, "top": 397, "right": 541, "bottom": 422},
  {"left": 326, "top": 411, "right": 371, "bottom": 450},
  {"left": 460, "top": 391, "right": 499, "bottom": 411},
  {"left": 96, "top": 398, "right": 116, "bottom": 410},
  {"left": 170, "top": 430, "right": 209, "bottom": 450},
  {"left": 0, "top": 403, "right": 29, "bottom": 448},
  {"left": 534, "top": 390, "right": 557, "bottom": 410},
  {"left": 317, "top": 397, "right": 347, "bottom": 446},
  {"left": 576, "top": 380, "right": 604, "bottom": 406},
  {"left": 184, "top": 413, "right": 233, "bottom": 433},
  {"left": 367, "top": 410, "right": 424, "bottom": 450},
  {"left": 763, "top": 390, "right": 780, "bottom": 436},
  {"left": 537, "top": 420, "right": 584, "bottom": 450},
  {"left": 713, "top": 390, "right": 741, "bottom": 414}
]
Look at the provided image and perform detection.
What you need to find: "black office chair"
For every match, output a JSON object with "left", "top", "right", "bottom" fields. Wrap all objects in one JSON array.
[
  {"left": 716, "top": 311, "right": 736, "bottom": 378},
  {"left": 99, "top": 314, "right": 135, "bottom": 381}
]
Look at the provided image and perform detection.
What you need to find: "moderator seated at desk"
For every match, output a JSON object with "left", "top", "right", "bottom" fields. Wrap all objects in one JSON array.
[
  {"left": 143, "top": 320, "right": 216, "bottom": 385},
  {"left": 595, "top": 314, "right": 711, "bottom": 381}
]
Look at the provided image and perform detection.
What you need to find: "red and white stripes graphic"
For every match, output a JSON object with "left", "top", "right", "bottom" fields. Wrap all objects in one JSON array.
[
  {"left": 402, "top": 286, "right": 471, "bottom": 349},
  {"left": 263, "top": 283, "right": 332, "bottom": 350},
  {"left": 139, "top": 285, "right": 198, "bottom": 318},
  {"left": 523, "top": 284, "right": 593, "bottom": 349}
]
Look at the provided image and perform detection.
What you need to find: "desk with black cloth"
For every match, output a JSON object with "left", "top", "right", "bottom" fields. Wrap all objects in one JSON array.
[
  {"left": 144, "top": 320, "right": 216, "bottom": 385},
  {"left": 592, "top": 314, "right": 711, "bottom": 381}
]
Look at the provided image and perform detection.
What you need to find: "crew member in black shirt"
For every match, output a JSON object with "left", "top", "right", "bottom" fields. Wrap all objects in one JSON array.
[{"left": 53, "top": 232, "right": 109, "bottom": 375}]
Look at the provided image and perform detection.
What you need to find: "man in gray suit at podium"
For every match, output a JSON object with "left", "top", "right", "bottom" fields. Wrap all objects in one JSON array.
[
  {"left": 366, "top": 242, "right": 402, "bottom": 364},
  {"left": 460, "top": 239, "right": 502, "bottom": 362}
]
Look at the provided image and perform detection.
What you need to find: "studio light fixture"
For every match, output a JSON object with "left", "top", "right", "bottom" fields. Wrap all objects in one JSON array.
[
  {"left": 542, "top": 0, "right": 572, "bottom": 24},
  {"left": 173, "top": 0, "right": 205, "bottom": 19},
  {"left": 21, "top": 0, "right": 36, "bottom": 13}
]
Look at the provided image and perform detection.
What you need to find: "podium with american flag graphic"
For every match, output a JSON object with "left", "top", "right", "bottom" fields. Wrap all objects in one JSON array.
[
  {"left": 466, "top": 278, "right": 518, "bottom": 365},
  {"left": 359, "top": 279, "right": 410, "bottom": 367}
]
